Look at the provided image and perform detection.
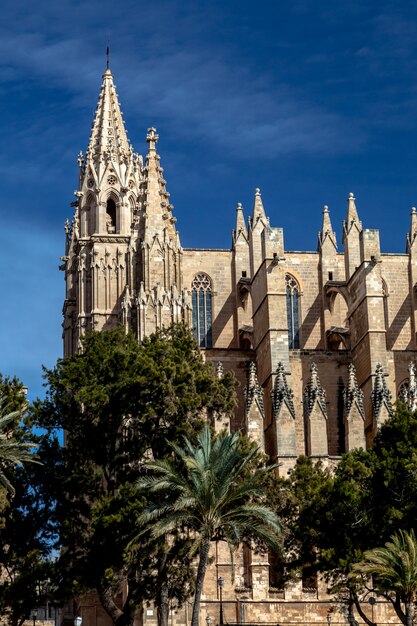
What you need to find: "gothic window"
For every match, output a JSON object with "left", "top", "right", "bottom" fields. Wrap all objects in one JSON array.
[
  {"left": 286, "top": 274, "right": 300, "bottom": 349},
  {"left": 106, "top": 198, "right": 116, "bottom": 233},
  {"left": 192, "top": 273, "right": 213, "bottom": 348}
]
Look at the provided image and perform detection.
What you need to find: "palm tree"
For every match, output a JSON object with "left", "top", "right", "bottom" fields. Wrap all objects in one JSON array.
[
  {"left": 0, "top": 396, "right": 38, "bottom": 495},
  {"left": 134, "top": 424, "right": 281, "bottom": 626},
  {"left": 352, "top": 529, "right": 417, "bottom": 626}
]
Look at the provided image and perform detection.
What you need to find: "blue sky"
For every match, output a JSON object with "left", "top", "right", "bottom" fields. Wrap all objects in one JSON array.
[{"left": 2, "top": 0, "right": 417, "bottom": 398}]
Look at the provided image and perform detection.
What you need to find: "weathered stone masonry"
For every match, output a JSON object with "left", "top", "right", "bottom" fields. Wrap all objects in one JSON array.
[{"left": 62, "top": 67, "right": 416, "bottom": 626}]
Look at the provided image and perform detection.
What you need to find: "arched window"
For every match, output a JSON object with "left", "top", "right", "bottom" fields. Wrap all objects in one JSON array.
[
  {"left": 286, "top": 274, "right": 300, "bottom": 349},
  {"left": 192, "top": 273, "right": 213, "bottom": 348},
  {"left": 106, "top": 198, "right": 116, "bottom": 233}
]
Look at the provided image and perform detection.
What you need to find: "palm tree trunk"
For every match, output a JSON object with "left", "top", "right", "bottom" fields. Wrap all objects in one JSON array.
[
  {"left": 157, "top": 580, "right": 170, "bottom": 626},
  {"left": 405, "top": 599, "right": 414, "bottom": 626},
  {"left": 191, "top": 536, "right": 211, "bottom": 626}
]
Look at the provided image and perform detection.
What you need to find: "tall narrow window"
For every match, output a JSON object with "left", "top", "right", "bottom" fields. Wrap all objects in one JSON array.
[
  {"left": 192, "top": 273, "right": 213, "bottom": 348},
  {"left": 106, "top": 198, "right": 116, "bottom": 233},
  {"left": 286, "top": 274, "right": 300, "bottom": 349}
]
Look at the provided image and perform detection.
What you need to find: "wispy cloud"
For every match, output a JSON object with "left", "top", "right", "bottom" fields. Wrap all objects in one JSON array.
[{"left": 0, "top": 0, "right": 364, "bottom": 159}]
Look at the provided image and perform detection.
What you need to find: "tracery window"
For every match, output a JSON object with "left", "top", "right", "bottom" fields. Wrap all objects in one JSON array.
[
  {"left": 192, "top": 273, "right": 213, "bottom": 348},
  {"left": 286, "top": 274, "right": 300, "bottom": 349}
]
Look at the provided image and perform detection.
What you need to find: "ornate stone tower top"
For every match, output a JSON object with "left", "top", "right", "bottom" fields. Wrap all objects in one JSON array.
[
  {"left": 82, "top": 68, "right": 136, "bottom": 185},
  {"left": 62, "top": 66, "right": 190, "bottom": 355}
]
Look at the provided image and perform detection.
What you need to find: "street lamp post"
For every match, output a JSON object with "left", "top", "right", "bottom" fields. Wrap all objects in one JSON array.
[
  {"left": 32, "top": 609, "right": 38, "bottom": 626},
  {"left": 368, "top": 596, "right": 376, "bottom": 624},
  {"left": 326, "top": 613, "right": 331, "bottom": 626},
  {"left": 74, "top": 616, "right": 83, "bottom": 626},
  {"left": 217, "top": 577, "right": 224, "bottom": 626},
  {"left": 206, "top": 615, "right": 212, "bottom": 626}
]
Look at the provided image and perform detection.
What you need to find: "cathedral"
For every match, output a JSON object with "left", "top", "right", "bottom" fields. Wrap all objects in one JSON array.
[{"left": 61, "top": 66, "right": 414, "bottom": 626}]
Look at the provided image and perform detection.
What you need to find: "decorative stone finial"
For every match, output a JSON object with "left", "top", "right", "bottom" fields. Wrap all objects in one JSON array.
[
  {"left": 348, "top": 192, "right": 355, "bottom": 199},
  {"left": 216, "top": 361, "right": 224, "bottom": 379},
  {"left": 344, "top": 363, "right": 365, "bottom": 418},
  {"left": 244, "top": 362, "right": 264, "bottom": 416},
  {"left": 372, "top": 363, "right": 393, "bottom": 420},
  {"left": 271, "top": 362, "right": 295, "bottom": 419},
  {"left": 304, "top": 362, "right": 327, "bottom": 417},
  {"left": 146, "top": 127, "right": 159, "bottom": 149}
]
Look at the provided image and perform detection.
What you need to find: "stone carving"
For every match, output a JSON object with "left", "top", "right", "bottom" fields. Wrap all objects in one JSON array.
[
  {"left": 344, "top": 363, "right": 365, "bottom": 418},
  {"left": 372, "top": 363, "right": 393, "bottom": 419},
  {"left": 216, "top": 361, "right": 224, "bottom": 379},
  {"left": 244, "top": 362, "right": 264, "bottom": 417},
  {"left": 304, "top": 362, "right": 327, "bottom": 417},
  {"left": 399, "top": 362, "right": 417, "bottom": 411},
  {"left": 271, "top": 362, "right": 295, "bottom": 419}
]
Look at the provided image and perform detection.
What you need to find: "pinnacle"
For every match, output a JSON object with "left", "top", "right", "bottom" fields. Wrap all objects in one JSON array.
[
  {"left": 407, "top": 207, "right": 417, "bottom": 252},
  {"left": 142, "top": 127, "right": 177, "bottom": 242},
  {"left": 411, "top": 207, "right": 417, "bottom": 231},
  {"left": 318, "top": 204, "right": 337, "bottom": 250},
  {"left": 234, "top": 202, "right": 247, "bottom": 241},
  {"left": 252, "top": 187, "right": 267, "bottom": 223},
  {"left": 85, "top": 69, "right": 131, "bottom": 172},
  {"left": 346, "top": 191, "right": 361, "bottom": 227}
]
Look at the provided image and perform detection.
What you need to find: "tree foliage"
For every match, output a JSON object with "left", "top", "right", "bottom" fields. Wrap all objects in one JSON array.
[
  {"left": 135, "top": 423, "right": 281, "bottom": 626},
  {"left": 0, "top": 375, "right": 55, "bottom": 626},
  {"left": 32, "top": 324, "right": 236, "bottom": 626},
  {"left": 352, "top": 529, "right": 417, "bottom": 626},
  {"left": 267, "top": 406, "right": 417, "bottom": 625}
]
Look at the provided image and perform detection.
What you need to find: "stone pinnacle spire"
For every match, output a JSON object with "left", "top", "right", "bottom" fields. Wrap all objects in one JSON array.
[
  {"left": 253, "top": 187, "right": 266, "bottom": 219},
  {"left": 233, "top": 202, "right": 248, "bottom": 243},
  {"left": 142, "top": 127, "right": 177, "bottom": 243},
  {"left": 407, "top": 207, "right": 417, "bottom": 251},
  {"left": 318, "top": 205, "right": 337, "bottom": 249},
  {"left": 345, "top": 192, "right": 362, "bottom": 231},
  {"left": 85, "top": 68, "right": 132, "bottom": 179}
]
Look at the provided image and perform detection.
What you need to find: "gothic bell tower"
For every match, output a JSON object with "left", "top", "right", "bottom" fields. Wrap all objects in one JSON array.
[{"left": 62, "top": 66, "right": 190, "bottom": 356}]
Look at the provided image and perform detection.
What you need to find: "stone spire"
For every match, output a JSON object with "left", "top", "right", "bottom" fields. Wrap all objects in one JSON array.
[
  {"left": 344, "top": 192, "right": 362, "bottom": 233},
  {"left": 271, "top": 362, "right": 295, "bottom": 419},
  {"left": 372, "top": 363, "right": 393, "bottom": 422},
  {"left": 304, "top": 362, "right": 328, "bottom": 456},
  {"left": 141, "top": 127, "right": 177, "bottom": 243},
  {"left": 251, "top": 188, "right": 267, "bottom": 229},
  {"left": 84, "top": 67, "right": 133, "bottom": 182},
  {"left": 407, "top": 207, "right": 417, "bottom": 252},
  {"left": 304, "top": 363, "right": 327, "bottom": 418},
  {"left": 244, "top": 361, "right": 265, "bottom": 417},
  {"left": 318, "top": 205, "right": 337, "bottom": 250},
  {"left": 233, "top": 202, "right": 248, "bottom": 243},
  {"left": 343, "top": 192, "right": 363, "bottom": 280},
  {"left": 344, "top": 363, "right": 365, "bottom": 418}
]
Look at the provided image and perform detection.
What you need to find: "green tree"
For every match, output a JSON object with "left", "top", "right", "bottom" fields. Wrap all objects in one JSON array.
[
  {"left": 352, "top": 529, "right": 417, "bottom": 626},
  {"left": 135, "top": 424, "right": 281, "bottom": 626},
  {"left": 33, "top": 324, "right": 236, "bottom": 626},
  {"left": 271, "top": 407, "right": 417, "bottom": 626},
  {"left": 0, "top": 375, "right": 55, "bottom": 626}
]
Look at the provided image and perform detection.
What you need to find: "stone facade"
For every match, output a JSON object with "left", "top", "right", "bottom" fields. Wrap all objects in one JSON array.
[{"left": 62, "top": 67, "right": 413, "bottom": 626}]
